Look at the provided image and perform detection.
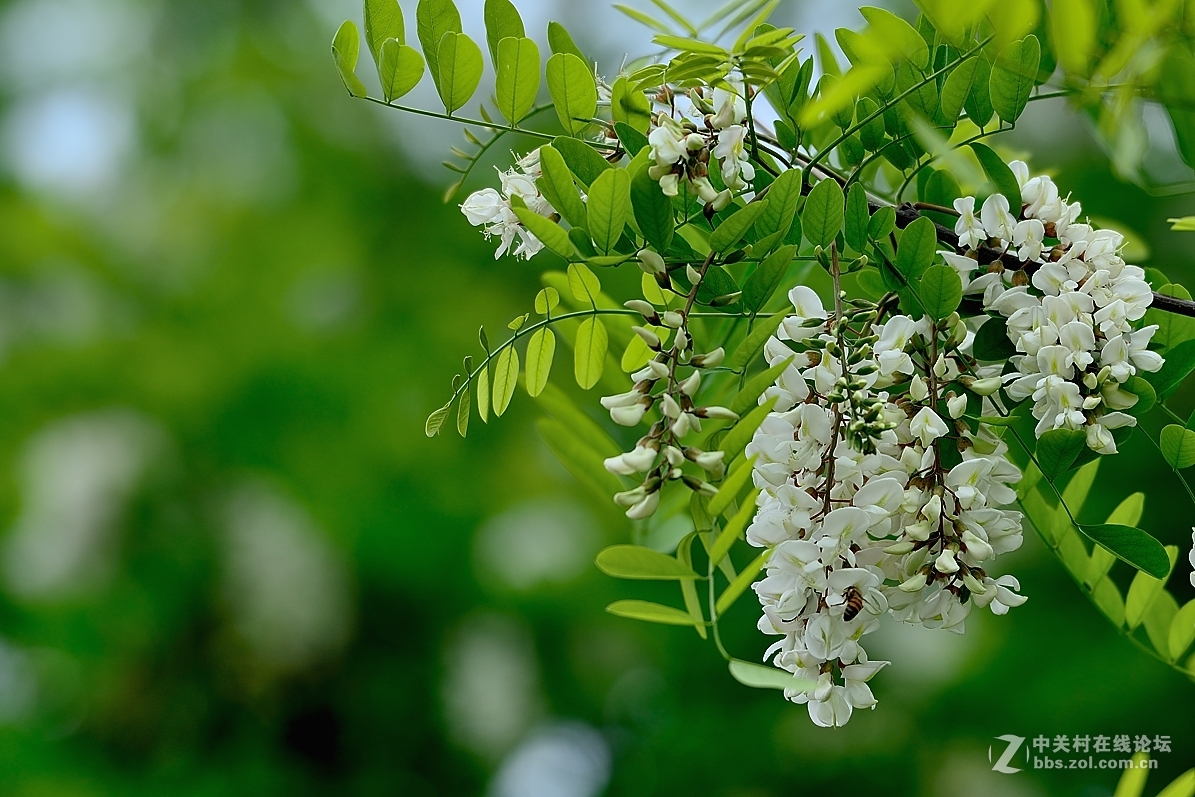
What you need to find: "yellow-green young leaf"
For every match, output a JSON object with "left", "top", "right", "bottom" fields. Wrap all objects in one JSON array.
[
  {"left": 920, "top": 264, "right": 963, "bottom": 319},
  {"left": 437, "top": 31, "right": 484, "bottom": 114},
  {"left": 495, "top": 36, "right": 540, "bottom": 124},
  {"left": 1155, "top": 768, "right": 1195, "bottom": 797},
  {"left": 610, "top": 76, "right": 652, "bottom": 133},
  {"left": 534, "top": 287, "right": 560, "bottom": 314},
  {"left": 1114, "top": 753, "right": 1152, "bottom": 797},
  {"left": 567, "top": 263, "right": 601, "bottom": 303},
  {"left": 711, "top": 201, "right": 770, "bottom": 252},
  {"left": 1161, "top": 424, "right": 1195, "bottom": 469},
  {"left": 1051, "top": 0, "right": 1095, "bottom": 75},
  {"left": 492, "top": 346, "right": 519, "bottom": 416},
  {"left": 727, "top": 312, "right": 786, "bottom": 371},
  {"left": 596, "top": 545, "right": 699, "bottom": 579},
  {"left": 524, "top": 328, "right": 556, "bottom": 397},
  {"left": 456, "top": 386, "right": 470, "bottom": 436},
  {"left": 536, "top": 382, "right": 621, "bottom": 457},
  {"left": 1144, "top": 590, "right": 1180, "bottom": 660},
  {"left": 483, "top": 0, "right": 524, "bottom": 64},
  {"left": 417, "top": 0, "right": 462, "bottom": 94},
  {"left": 1171, "top": 216, "right": 1195, "bottom": 231},
  {"left": 802, "top": 178, "right": 844, "bottom": 248},
  {"left": 547, "top": 52, "right": 597, "bottom": 135},
  {"left": 587, "top": 169, "right": 631, "bottom": 253},
  {"left": 537, "top": 421, "right": 625, "bottom": 505},
  {"left": 715, "top": 549, "right": 768, "bottom": 615},
  {"left": 1125, "top": 545, "right": 1179, "bottom": 629},
  {"left": 574, "top": 316, "right": 608, "bottom": 389},
  {"left": 709, "top": 488, "right": 759, "bottom": 565},
  {"left": 858, "top": 6, "right": 929, "bottom": 68},
  {"left": 548, "top": 20, "right": 586, "bottom": 61},
  {"left": 537, "top": 145, "right": 587, "bottom": 228},
  {"left": 1170, "top": 600, "right": 1195, "bottom": 661},
  {"left": 896, "top": 216, "right": 940, "bottom": 280},
  {"left": 990, "top": 35, "right": 1041, "bottom": 124},
  {"left": 720, "top": 398, "right": 777, "bottom": 463},
  {"left": 730, "top": 356, "right": 793, "bottom": 416},
  {"left": 380, "top": 40, "right": 426, "bottom": 102},
  {"left": 513, "top": 207, "right": 574, "bottom": 258},
  {"left": 630, "top": 165, "right": 674, "bottom": 253},
  {"left": 1091, "top": 578, "right": 1126, "bottom": 628},
  {"left": 621, "top": 325, "right": 668, "bottom": 371},
  {"left": 728, "top": 659, "right": 815, "bottom": 692},
  {"left": 425, "top": 400, "right": 452, "bottom": 436},
  {"left": 606, "top": 599, "right": 702, "bottom": 626},
  {"left": 987, "top": 0, "right": 1039, "bottom": 49},
  {"left": 476, "top": 365, "right": 490, "bottom": 422},
  {"left": 708, "top": 456, "right": 755, "bottom": 517},
  {"left": 332, "top": 20, "right": 368, "bottom": 98},
  {"left": 365, "top": 0, "right": 406, "bottom": 65}
]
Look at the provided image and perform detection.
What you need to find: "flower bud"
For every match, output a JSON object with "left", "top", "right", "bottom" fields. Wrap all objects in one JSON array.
[
  {"left": 625, "top": 299, "right": 659, "bottom": 322},
  {"left": 898, "top": 573, "right": 928, "bottom": 592},
  {"left": 947, "top": 394, "right": 968, "bottom": 419},
  {"left": 961, "top": 376, "right": 1002, "bottom": 396},
  {"left": 626, "top": 489, "right": 661, "bottom": 520},
  {"left": 686, "top": 264, "right": 702, "bottom": 284},
  {"left": 696, "top": 406, "right": 738, "bottom": 420},
  {"left": 934, "top": 549, "right": 960, "bottom": 574},
  {"left": 660, "top": 393, "right": 681, "bottom": 419},
  {"left": 883, "top": 541, "right": 914, "bottom": 555},
  {"left": 961, "top": 530, "right": 994, "bottom": 561},
  {"left": 680, "top": 371, "right": 701, "bottom": 396},
  {"left": 633, "top": 326, "right": 662, "bottom": 349},
  {"left": 638, "top": 249, "right": 666, "bottom": 275},
  {"left": 610, "top": 402, "right": 647, "bottom": 426},
  {"left": 962, "top": 572, "right": 987, "bottom": 595},
  {"left": 910, "top": 375, "right": 929, "bottom": 402},
  {"left": 661, "top": 310, "right": 685, "bottom": 328},
  {"left": 692, "top": 347, "right": 724, "bottom": 368}
]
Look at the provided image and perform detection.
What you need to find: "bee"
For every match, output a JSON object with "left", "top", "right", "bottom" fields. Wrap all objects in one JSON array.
[{"left": 842, "top": 586, "right": 865, "bottom": 622}]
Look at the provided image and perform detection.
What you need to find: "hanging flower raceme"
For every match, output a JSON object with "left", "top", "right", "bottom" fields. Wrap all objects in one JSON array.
[
  {"left": 746, "top": 285, "right": 1026, "bottom": 727},
  {"left": 946, "top": 160, "right": 1164, "bottom": 454}
]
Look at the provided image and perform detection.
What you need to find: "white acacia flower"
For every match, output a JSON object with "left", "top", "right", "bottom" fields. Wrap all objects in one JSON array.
[
  {"left": 953, "top": 196, "right": 986, "bottom": 250},
  {"left": 980, "top": 193, "right": 1017, "bottom": 242},
  {"left": 712, "top": 125, "right": 755, "bottom": 191}
]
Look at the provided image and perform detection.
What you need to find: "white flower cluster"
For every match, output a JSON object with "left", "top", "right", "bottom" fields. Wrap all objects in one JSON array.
[
  {"left": 599, "top": 274, "right": 738, "bottom": 520},
  {"left": 460, "top": 149, "right": 556, "bottom": 260},
  {"left": 948, "top": 161, "right": 1163, "bottom": 454},
  {"left": 747, "top": 286, "right": 1026, "bottom": 727}
]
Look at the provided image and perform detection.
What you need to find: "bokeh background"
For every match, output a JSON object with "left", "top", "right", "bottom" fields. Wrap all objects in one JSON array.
[{"left": 0, "top": 0, "right": 1191, "bottom": 794}]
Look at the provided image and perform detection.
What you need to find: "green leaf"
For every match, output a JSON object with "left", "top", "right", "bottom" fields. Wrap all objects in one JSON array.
[
  {"left": 728, "top": 312, "right": 786, "bottom": 371},
  {"left": 675, "top": 534, "right": 707, "bottom": 637},
  {"left": 436, "top": 31, "right": 484, "bottom": 114},
  {"left": 742, "top": 246, "right": 795, "bottom": 314},
  {"left": 567, "top": 263, "right": 601, "bottom": 303},
  {"left": 1146, "top": 284, "right": 1195, "bottom": 350},
  {"left": 1161, "top": 425, "right": 1195, "bottom": 469},
  {"left": 1051, "top": 0, "right": 1095, "bottom": 75},
  {"left": 547, "top": 21, "right": 587, "bottom": 61},
  {"left": 844, "top": 183, "right": 870, "bottom": 253},
  {"left": 1126, "top": 546, "right": 1179, "bottom": 629},
  {"left": 728, "top": 659, "right": 814, "bottom": 692},
  {"left": 1170, "top": 600, "right": 1195, "bottom": 661},
  {"left": 380, "top": 40, "right": 426, "bottom": 102},
  {"left": 596, "top": 545, "right": 700, "bottom": 579},
  {"left": 610, "top": 77, "right": 653, "bottom": 133},
  {"left": 631, "top": 165, "right": 674, "bottom": 253},
  {"left": 587, "top": 169, "right": 631, "bottom": 253},
  {"left": 425, "top": 400, "right": 452, "bottom": 436},
  {"left": 754, "top": 170, "right": 802, "bottom": 244},
  {"left": 720, "top": 398, "right": 777, "bottom": 464},
  {"left": 534, "top": 287, "right": 560, "bottom": 314},
  {"left": 1171, "top": 216, "right": 1195, "bottom": 232},
  {"left": 802, "top": 178, "right": 844, "bottom": 248},
  {"left": 971, "top": 142, "right": 1022, "bottom": 210},
  {"left": 417, "top": 0, "right": 462, "bottom": 95},
  {"left": 711, "top": 201, "right": 770, "bottom": 252},
  {"left": 492, "top": 345, "right": 520, "bottom": 416},
  {"left": 614, "top": 121, "right": 649, "bottom": 155},
  {"left": 513, "top": 207, "right": 575, "bottom": 258},
  {"left": 919, "top": 264, "right": 963, "bottom": 319},
  {"left": 1121, "top": 376, "right": 1156, "bottom": 417},
  {"left": 537, "top": 417, "right": 624, "bottom": 503},
  {"left": 709, "top": 456, "right": 755, "bottom": 517},
  {"left": 1091, "top": 578, "right": 1126, "bottom": 627},
  {"left": 483, "top": 0, "right": 524, "bottom": 64},
  {"left": 715, "top": 549, "right": 768, "bottom": 615},
  {"left": 476, "top": 365, "right": 490, "bottom": 422},
  {"left": 535, "top": 382, "right": 620, "bottom": 457},
  {"left": 332, "top": 20, "right": 368, "bottom": 98},
  {"left": 614, "top": 4, "right": 672, "bottom": 34},
  {"left": 1035, "top": 428, "right": 1087, "bottom": 480},
  {"left": 574, "top": 316, "right": 608, "bottom": 389},
  {"left": 364, "top": 0, "right": 405, "bottom": 64},
  {"left": 964, "top": 56, "right": 993, "bottom": 127},
  {"left": 456, "top": 385, "right": 470, "bottom": 436},
  {"left": 895, "top": 216, "right": 938, "bottom": 279},
  {"left": 990, "top": 34, "right": 1040, "bottom": 124},
  {"left": 1145, "top": 587, "right": 1180, "bottom": 661},
  {"left": 939, "top": 57, "right": 980, "bottom": 124},
  {"left": 859, "top": 6, "right": 929, "bottom": 69},
  {"left": 972, "top": 317, "right": 1016, "bottom": 360},
  {"left": 1080, "top": 525, "right": 1172, "bottom": 580},
  {"left": 868, "top": 205, "right": 896, "bottom": 240},
  {"left": 553, "top": 136, "right": 613, "bottom": 186},
  {"left": 709, "top": 489, "right": 759, "bottom": 565},
  {"left": 495, "top": 36, "right": 540, "bottom": 124},
  {"left": 606, "top": 599, "right": 702, "bottom": 626},
  {"left": 525, "top": 328, "right": 556, "bottom": 397},
  {"left": 547, "top": 53, "right": 598, "bottom": 135},
  {"left": 1147, "top": 338, "right": 1195, "bottom": 398},
  {"left": 537, "top": 145, "right": 587, "bottom": 228}
]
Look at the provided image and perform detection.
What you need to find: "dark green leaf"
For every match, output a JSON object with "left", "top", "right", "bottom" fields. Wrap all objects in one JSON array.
[
  {"left": 1160, "top": 425, "right": 1195, "bottom": 469},
  {"left": 920, "top": 263, "right": 962, "bottom": 319},
  {"left": 552, "top": 135, "right": 612, "bottom": 186},
  {"left": 895, "top": 216, "right": 938, "bottom": 279},
  {"left": 939, "top": 57, "right": 980, "bottom": 123},
  {"left": 587, "top": 169, "right": 632, "bottom": 253},
  {"left": 971, "top": 142, "right": 1022, "bottom": 210},
  {"left": 730, "top": 355, "right": 793, "bottom": 415},
  {"left": 631, "top": 165, "right": 674, "bottom": 253},
  {"left": 1036, "top": 428, "right": 1087, "bottom": 480},
  {"left": 711, "top": 201, "right": 770, "bottom": 252},
  {"left": 614, "top": 121, "right": 649, "bottom": 155},
  {"left": 844, "top": 183, "right": 869, "bottom": 252},
  {"left": 1080, "top": 524, "right": 1172, "bottom": 580},
  {"left": 868, "top": 205, "right": 896, "bottom": 240},
  {"left": 513, "top": 207, "right": 575, "bottom": 258},
  {"left": 741, "top": 245, "right": 795, "bottom": 314},
  {"left": 802, "top": 178, "right": 844, "bottom": 248},
  {"left": 728, "top": 312, "right": 786, "bottom": 371},
  {"left": 493, "top": 345, "right": 519, "bottom": 415},
  {"left": 1146, "top": 337, "right": 1195, "bottom": 398},
  {"left": 972, "top": 317, "right": 1016, "bottom": 360},
  {"left": 537, "top": 145, "right": 587, "bottom": 228},
  {"left": 720, "top": 398, "right": 776, "bottom": 463},
  {"left": 990, "top": 34, "right": 1040, "bottom": 124}
]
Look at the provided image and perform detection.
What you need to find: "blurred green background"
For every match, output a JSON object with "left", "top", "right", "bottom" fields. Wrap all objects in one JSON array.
[{"left": 0, "top": 0, "right": 1191, "bottom": 795}]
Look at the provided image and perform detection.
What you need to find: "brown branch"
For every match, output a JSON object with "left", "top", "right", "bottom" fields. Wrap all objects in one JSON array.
[{"left": 870, "top": 200, "right": 1195, "bottom": 319}]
